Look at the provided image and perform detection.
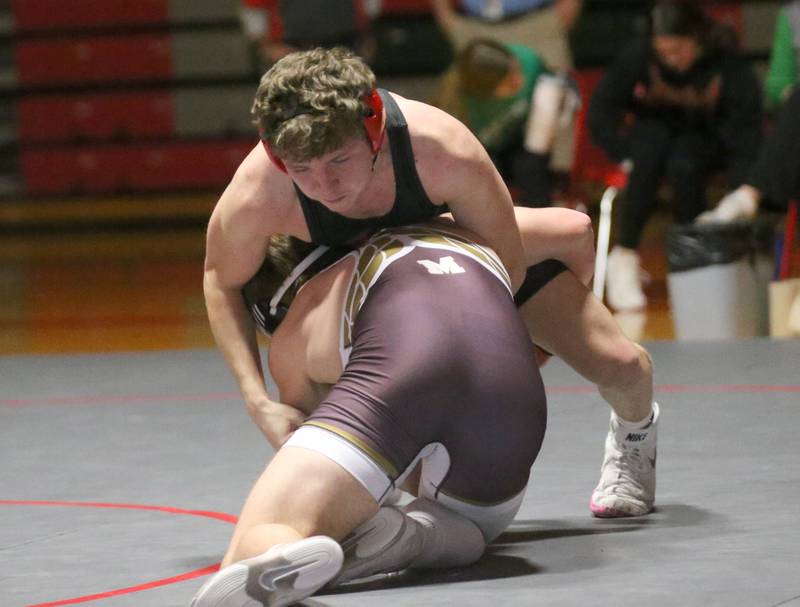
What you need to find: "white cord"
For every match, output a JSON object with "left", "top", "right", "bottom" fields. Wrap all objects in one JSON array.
[
  {"left": 268, "top": 245, "right": 330, "bottom": 316},
  {"left": 593, "top": 186, "right": 617, "bottom": 300}
]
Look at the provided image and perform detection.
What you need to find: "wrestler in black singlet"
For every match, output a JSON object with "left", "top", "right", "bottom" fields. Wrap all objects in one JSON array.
[{"left": 292, "top": 89, "right": 566, "bottom": 304}]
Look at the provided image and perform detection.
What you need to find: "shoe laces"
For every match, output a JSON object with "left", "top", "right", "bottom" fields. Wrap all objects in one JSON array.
[{"left": 605, "top": 442, "right": 647, "bottom": 495}]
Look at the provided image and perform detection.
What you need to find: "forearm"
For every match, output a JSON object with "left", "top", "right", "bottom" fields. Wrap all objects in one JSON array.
[
  {"left": 204, "top": 273, "right": 267, "bottom": 404},
  {"left": 206, "top": 282, "right": 308, "bottom": 447},
  {"left": 430, "top": 0, "right": 457, "bottom": 33},
  {"left": 587, "top": 100, "right": 630, "bottom": 163},
  {"left": 492, "top": 223, "right": 527, "bottom": 293}
]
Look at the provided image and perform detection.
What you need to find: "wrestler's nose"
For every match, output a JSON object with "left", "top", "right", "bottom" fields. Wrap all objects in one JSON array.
[{"left": 315, "top": 168, "right": 340, "bottom": 195}]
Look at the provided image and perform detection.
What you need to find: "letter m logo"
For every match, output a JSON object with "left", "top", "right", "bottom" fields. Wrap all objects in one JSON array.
[{"left": 417, "top": 256, "right": 466, "bottom": 275}]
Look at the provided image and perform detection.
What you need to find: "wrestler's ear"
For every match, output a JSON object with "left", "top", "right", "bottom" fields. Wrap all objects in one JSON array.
[{"left": 260, "top": 128, "right": 287, "bottom": 173}]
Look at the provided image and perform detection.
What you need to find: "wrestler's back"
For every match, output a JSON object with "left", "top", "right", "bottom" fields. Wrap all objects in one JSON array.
[{"left": 311, "top": 227, "right": 547, "bottom": 503}]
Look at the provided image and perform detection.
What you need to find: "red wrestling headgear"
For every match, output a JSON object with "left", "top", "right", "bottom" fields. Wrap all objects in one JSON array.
[{"left": 260, "top": 90, "right": 385, "bottom": 173}]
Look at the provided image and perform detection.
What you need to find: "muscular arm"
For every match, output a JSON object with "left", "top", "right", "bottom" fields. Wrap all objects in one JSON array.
[
  {"left": 204, "top": 146, "right": 303, "bottom": 445},
  {"left": 416, "top": 106, "right": 527, "bottom": 292}
]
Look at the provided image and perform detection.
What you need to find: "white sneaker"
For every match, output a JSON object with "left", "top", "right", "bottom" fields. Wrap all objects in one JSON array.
[
  {"left": 695, "top": 186, "right": 758, "bottom": 224},
  {"left": 190, "top": 536, "right": 343, "bottom": 607},
  {"left": 331, "top": 506, "right": 423, "bottom": 585},
  {"left": 590, "top": 402, "right": 659, "bottom": 518},
  {"left": 606, "top": 246, "right": 647, "bottom": 311}
]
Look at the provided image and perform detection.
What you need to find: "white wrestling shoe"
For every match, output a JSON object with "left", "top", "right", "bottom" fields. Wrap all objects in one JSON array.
[
  {"left": 331, "top": 506, "right": 423, "bottom": 585},
  {"left": 331, "top": 498, "right": 485, "bottom": 586},
  {"left": 190, "top": 536, "right": 342, "bottom": 607},
  {"left": 590, "top": 402, "right": 659, "bottom": 518},
  {"left": 606, "top": 246, "right": 647, "bottom": 311}
]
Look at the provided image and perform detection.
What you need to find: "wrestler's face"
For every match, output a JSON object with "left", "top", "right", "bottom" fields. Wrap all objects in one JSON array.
[
  {"left": 284, "top": 136, "right": 375, "bottom": 213},
  {"left": 653, "top": 35, "right": 700, "bottom": 73}
]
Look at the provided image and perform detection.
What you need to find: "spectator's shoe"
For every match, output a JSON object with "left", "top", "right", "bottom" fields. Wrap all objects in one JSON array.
[
  {"left": 696, "top": 186, "right": 758, "bottom": 224},
  {"left": 590, "top": 402, "right": 659, "bottom": 518},
  {"left": 606, "top": 246, "right": 647, "bottom": 311},
  {"left": 190, "top": 536, "right": 342, "bottom": 607},
  {"left": 331, "top": 506, "right": 423, "bottom": 585}
]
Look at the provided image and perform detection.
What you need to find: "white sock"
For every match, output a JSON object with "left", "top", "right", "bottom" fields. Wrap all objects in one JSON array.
[{"left": 612, "top": 402, "right": 659, "bottom": 442}]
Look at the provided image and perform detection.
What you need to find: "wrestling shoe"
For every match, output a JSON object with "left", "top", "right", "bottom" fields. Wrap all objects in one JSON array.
[
  {"left": 190, "top": 536, "right": 342, "bottom": 607},
  {"left": 331, "top": 506, "right": 423, "bottom": 585},
  {"left": 606, "top": 246, "right": 647, "bottom": 311},
  {"left": 590, "top": 402, "right": 659, "bottom": 517}
]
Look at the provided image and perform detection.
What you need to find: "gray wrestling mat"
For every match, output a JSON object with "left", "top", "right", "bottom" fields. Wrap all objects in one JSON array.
[{"left": 2, "top": 339, "right": 799, "bottom": 607}]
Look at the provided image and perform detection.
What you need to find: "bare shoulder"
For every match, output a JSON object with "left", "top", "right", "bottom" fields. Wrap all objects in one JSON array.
[
  {"left": 205, "top": 144, "right": 305, "bottom": 287},
  {"left": 215, "top": 144, "right": 298, "bottom": 237},
  {"left": 391, "top": 93, "right": 488, "bottom": 203}
]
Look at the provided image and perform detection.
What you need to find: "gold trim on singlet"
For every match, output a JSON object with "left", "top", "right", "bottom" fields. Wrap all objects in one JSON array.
[
  {"left": 388, "top": 224, "right": 511, "bottom": 286},
  {"left": 303, "top": 420, "right": 399, "bottom": 478},
  {"left": 340, "top": 225, "right": 511, "bottom": 351}
]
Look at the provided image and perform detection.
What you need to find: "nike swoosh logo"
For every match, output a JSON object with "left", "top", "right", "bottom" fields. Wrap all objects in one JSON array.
[{"left": 259, "top": 562, "right": 301, "bottom": 591}]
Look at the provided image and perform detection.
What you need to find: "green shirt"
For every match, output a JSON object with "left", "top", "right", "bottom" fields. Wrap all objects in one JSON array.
[
  {"left": 462, "top": 44, "right": 547, "bottom": 152},
  {"left": 765, "top": 2, "right": 800, "bottom": 107}
]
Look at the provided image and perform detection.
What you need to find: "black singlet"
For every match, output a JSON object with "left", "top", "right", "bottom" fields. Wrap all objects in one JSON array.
[
  {"left": 290, "top": 88, "right": 567, "bottom": 303},
  {"left": 295, "top": 89, "right": 442, "bottom": 246}
]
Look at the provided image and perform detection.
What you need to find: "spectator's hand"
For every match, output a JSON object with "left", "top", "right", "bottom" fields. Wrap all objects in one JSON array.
[
  {"left": 695, "top": 185, "right": 760, "bottom": 224},
  {"left": 554, "top": 0, "right": 583, "bottom": 30},
  {"left": 638, "top": 66, "right": 721, "bottom": 112}
]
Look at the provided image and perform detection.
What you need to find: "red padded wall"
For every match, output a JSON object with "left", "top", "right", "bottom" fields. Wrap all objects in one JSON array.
[
  {"left": 21, "top": 141, "right": 254, "bottom": 195},
  {"left": 18, "top": 92, "right": 175, "bottom": 143},
  {"left": 12, "top": 0, "right": 169, "bottom": 31},
  {"left": 16, "top": 35, "right": 172, "bottom": 86}
]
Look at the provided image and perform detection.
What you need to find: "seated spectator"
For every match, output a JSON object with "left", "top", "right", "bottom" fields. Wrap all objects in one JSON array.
[
  {"left": 432, "top": 38, "right": 578, "bottom": 206},
  {"left": 238, "top": 0, "right": 379, "bottom": 66},
  {"left": 431, "top": 0, "right": 582, "bottom": 71},
  {"left": 698, "top": 86, "right": 800, "bottom": 223},
  {"left": 700, "top": 1, "right": 799, "bottom": 222},
  {"left": 431, "top": 0, "right": 583, "bottom": 184},
  {"left": 588, "top": 0, "right": 762, "bottom": 311}
]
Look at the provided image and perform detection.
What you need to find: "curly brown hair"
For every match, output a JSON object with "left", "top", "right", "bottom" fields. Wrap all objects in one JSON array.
[{"left": 252, "top": 47, "right": 377, "bottom": 162}]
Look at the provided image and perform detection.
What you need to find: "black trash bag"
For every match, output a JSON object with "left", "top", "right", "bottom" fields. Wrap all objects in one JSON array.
[{"left": 665, "top": 220, "right": 773, "bottom": 273}]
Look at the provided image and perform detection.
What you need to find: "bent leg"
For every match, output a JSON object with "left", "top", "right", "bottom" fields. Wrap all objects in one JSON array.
[
  {"left": 518, "top": 271, "right": 659, "bottom": 517},
  {"left": 223, "top": 446, "right": 379, "bottom": 567},
  {"left": 333, "top": 497, "right": 486, "bottom": 585},
  {"left": 519, "top": 270, "right": 653, "bottom": 422},
  {"left": 513, "top": 205, "right": 595, "bottom": 285},
  {"left": 193, "top": 447, "right": 377, "bottom": 607}
]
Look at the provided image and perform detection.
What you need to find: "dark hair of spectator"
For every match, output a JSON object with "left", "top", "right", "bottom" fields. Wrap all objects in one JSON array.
[
  {"left": 457, "top": 39, "right": 515, "bottom": 98},
  {"left": 649, "top": 1, "right": 711, "bottom": 41}
]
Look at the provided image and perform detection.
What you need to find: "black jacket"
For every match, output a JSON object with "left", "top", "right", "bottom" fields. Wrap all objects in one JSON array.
[{"left": 588, "top": 37, "right": 762, "bottom": 167}]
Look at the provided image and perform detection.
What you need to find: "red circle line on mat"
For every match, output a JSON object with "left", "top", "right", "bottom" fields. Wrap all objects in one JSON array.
[{"left": 0, "top": 500, "right": 237, "bottom": 607}]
